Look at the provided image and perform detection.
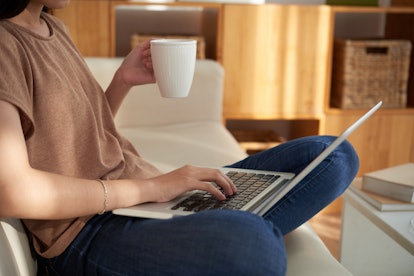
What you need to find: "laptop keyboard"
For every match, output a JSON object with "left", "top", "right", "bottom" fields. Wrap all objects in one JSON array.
[{"left": 171, "top": 171, "right": 284, "bottom": 212}]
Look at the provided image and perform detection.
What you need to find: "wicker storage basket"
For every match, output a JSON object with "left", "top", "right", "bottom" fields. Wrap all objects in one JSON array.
[
  {"left": 331, "top": 39, "right": 411, "bottom": 109},
  {"left": 131, "top": 34, "right": 206, "bottom": 60}
]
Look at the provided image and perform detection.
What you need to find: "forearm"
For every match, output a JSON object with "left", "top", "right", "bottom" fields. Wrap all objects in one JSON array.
[
  {"left": 1, "top": 165, "right": 235, "bottom": 220},
  {"left": 0, "top": 168, "right": 152, "bottom": 220},
  {"left": 104, "top": 68, "right": 132, "bottom": 116}
]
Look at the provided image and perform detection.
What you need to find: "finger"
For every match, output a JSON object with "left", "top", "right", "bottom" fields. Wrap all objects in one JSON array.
[
  {"left": 201, "top": 168, "right": 236, "bottom": 197},
  {"left": 142, "top": 39, "right": 152, "bottom": 49},
  {"left": 144, "top": 57, "right": 153, "bottom": 69},
  {"left": 223, "top": 173, "right": 237, "bottom": 193},
  {"left": 179, "top": 166, "right": 235, "bottom": 199},
  {"left": 199, "top": 182, "right": 226, "bottom": 200},
  {"left": 215, "top": 173, "right": 236, "bottom": 197},
  {"left": 142, "top": 47, "right": 151, "bottom": 58}
]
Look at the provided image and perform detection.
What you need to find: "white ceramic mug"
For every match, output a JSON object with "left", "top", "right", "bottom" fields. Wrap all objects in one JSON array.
[{"left": 150, "top": 39, "right": 197, "bottom": 98}]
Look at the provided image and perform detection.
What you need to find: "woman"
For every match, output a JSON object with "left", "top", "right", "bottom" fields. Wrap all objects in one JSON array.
[{"left": 0, "top": 1, "right": 359, "bottom": 275}]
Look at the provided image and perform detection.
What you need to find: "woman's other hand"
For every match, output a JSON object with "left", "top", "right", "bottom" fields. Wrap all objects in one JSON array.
[
  {"left": 105, "top": 39, "right": 155, "bottom": 115},
  {"left": 118, "top": 39, "right": 156, "bottom": 87}
]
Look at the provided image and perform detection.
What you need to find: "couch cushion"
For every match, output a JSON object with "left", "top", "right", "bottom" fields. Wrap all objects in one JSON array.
[
  {"left": 85, "top": 58, "right": 225, "bottom": 127},
  {"left": 285, "top": 223, "right": 352, "bottom": 276},
  {"left": 118, "top": 121, "right": 248, "bottom": 172}
]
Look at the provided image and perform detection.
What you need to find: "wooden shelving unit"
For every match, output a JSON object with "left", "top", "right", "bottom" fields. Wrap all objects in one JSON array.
[
  {"left": 108, "top": 1, "right": 223, "bottom": 59},
  {"left": 322, "top": 6, "right": 414, "bottom": 176},
  {"left": 221, "top": 4, "right": 414, "bottom": 177}
]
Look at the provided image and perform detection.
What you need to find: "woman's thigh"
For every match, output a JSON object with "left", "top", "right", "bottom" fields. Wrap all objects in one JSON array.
[{"left": 42, "top": 211, "right": 286, "bottom": 276}]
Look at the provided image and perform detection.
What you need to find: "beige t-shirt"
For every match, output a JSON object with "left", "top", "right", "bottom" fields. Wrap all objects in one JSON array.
[{"left": 0, "top": 13, "right": 161, "bottom": 258}]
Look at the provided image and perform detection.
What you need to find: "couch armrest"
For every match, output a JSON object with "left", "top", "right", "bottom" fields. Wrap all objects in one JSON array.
[
  {"left": 0, "top": 218, "right": 37, "bottom": 276},
  {"left": 285, "top": 224, "right": 352, "bottom": 276},
  {"left": 85, "top": 58, "right": 225, "bottom": 127}
]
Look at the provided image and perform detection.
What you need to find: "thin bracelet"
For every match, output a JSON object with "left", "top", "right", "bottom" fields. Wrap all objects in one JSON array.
[{"left": 96, "top": 179, "right": 108, "bottom": 215}]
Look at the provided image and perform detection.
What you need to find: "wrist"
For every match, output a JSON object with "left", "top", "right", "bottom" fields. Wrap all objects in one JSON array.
[
  {"left": 112, "top": 67, "right": 133, "bottom": 92},
  {"left": 108, "top": 179, "right": 153, "bottom": 209},
  {"left": 96, "top": 179, "right": 108, "bottom": 215}
]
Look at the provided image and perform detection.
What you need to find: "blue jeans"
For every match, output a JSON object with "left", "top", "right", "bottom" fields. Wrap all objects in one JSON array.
[{"left": 37, "top": 136, "right": 359, "bottom": 276}]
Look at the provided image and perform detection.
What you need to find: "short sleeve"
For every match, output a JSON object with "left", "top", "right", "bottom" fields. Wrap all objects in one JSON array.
[{"left": 0, "top": 26, "right": 34, "bottom": 138}]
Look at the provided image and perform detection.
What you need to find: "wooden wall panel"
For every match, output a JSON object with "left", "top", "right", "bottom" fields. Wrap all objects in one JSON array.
[
  {"left": 53, "top": 1, "right": 110, "bottom": 57},
  {"left": 323, "top": 110, "right": 414, "bottom": 176},
  {"left": 221, "top": 5, "right": 332, "bottom": 120}
]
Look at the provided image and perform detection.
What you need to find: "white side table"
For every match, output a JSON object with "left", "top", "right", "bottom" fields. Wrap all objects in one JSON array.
[{"left": 340, "top": 180, "right": 414, "bottom": 276}]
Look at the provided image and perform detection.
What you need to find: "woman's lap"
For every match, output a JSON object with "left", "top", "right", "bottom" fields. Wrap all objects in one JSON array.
[
  {"left": 38, "top": 135, "right": 358, "bottom": 275},
  {"left": 39, "top": 210, "right": 286, "bottom": 275}
]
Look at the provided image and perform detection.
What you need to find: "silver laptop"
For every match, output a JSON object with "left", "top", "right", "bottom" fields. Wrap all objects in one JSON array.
[{"left": 113, "top": 101, "right": 382, "bottom": 219}]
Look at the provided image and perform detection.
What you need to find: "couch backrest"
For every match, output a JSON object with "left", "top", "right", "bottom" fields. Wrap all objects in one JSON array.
[
  {"left": 85, "top": 58, "right": 225, "bottom": 127},
  {"left": 0, "top": 218, "right": 37, "bottom": 276}
]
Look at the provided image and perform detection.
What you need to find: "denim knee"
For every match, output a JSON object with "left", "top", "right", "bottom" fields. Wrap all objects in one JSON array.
[
  {"left": 194, "top": 210, "right": 287, "bottom": 276},
  {"left": 338, "top": 139, "right": 359, "bottom": 182}
]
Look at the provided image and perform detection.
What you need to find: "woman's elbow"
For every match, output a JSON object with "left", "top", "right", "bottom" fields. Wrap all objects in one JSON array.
[{"left": 0, "top": 181, "right": 29, "bottom": 218}]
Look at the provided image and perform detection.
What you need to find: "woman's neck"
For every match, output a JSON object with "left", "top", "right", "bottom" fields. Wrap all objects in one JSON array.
[{"left": 8, "top": 4, "right": 50, "bottom": 37}]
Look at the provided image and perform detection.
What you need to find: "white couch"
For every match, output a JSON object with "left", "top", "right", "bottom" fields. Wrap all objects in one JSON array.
[{"left": 0, "top": 58, "right": 352, "bottom": 276}]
